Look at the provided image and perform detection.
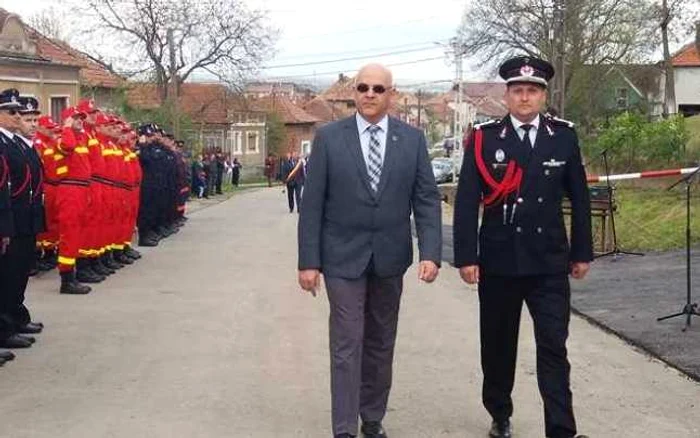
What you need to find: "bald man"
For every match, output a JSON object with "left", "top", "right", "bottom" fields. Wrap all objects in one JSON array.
[{"left": 298, "top": 64, "right": 442, "bottom": 438}]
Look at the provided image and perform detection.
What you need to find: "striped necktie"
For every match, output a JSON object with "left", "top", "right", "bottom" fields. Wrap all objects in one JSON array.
[{"left": 366, "top": 125, "right": 382, "bottom": 192}]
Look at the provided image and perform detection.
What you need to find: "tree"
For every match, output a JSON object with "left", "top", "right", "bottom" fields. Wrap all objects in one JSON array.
[
  {"left": 456, "top": 0, "right": 659, "bottom": 116},
  {"left": 28, "top": 6, "right": 70, "bottom": 41},
  {"left": 265, "top": 112, "right": 286, "bottom": 157},
  {"left": 84, "top": 0, "right": 276, "bottom": 102}
]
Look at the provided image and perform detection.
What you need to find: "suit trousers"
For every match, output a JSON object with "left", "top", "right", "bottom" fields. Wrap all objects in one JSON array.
[
  {"left": 325, "top": 264, "right": 403, "bottom": 436},
  {"left": 478, "top": 273, "right": 576, "bottom": 438},
  {"left": 286, "top": 182, "right": 302, "bottom": 212},
  {"left": 0, "top": 234, "right": 35, "bottom": 332}
]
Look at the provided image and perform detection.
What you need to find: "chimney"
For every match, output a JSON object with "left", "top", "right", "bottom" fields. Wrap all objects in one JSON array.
[{"left": 696, "top": 21, "right": 700, "bottom": 56}]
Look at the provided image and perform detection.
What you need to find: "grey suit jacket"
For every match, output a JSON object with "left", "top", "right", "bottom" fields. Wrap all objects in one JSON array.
[{"left": 298, "top": 115, "right": 442, "bottom": 279}]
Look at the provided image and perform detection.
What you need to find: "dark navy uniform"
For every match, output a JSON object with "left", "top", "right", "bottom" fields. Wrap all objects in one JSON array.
[
  {"left": 453, "top": 57, "right": 593, "bottom": 438},
  {"left": 0, "top": 90, "right": 46, "bottom": 345}
]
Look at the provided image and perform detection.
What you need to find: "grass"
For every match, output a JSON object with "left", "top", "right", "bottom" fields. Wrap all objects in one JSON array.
[
  {"left": 686, "top": 115, "right": 700, "bottom": 158},
  {"left": 611, "top": 182, "right": 700, "bottom": 251}
]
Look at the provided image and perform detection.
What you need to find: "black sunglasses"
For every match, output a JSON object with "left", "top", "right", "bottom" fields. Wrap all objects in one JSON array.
[{"left": 356, "top": 83, "right": 388, "bottom": 94}]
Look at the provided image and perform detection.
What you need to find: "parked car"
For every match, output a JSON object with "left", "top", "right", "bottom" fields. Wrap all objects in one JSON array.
[{"left": 432, "top": 159, "right": 453, "bottom": 184}]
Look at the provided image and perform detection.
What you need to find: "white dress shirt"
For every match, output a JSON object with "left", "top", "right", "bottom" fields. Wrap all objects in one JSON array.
[
  {"left": 510, "top": 114, "right": 540, "bottom": 148},
  {"left": 356, "top": 112, "right": 388, "bottom": 168}
]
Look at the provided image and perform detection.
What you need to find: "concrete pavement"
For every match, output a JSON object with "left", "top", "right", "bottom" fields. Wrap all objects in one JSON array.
[{"left": 0, "top": 187, "right": 698, "bottom": 437}]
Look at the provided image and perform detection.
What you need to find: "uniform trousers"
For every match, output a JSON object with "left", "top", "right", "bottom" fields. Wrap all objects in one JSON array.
[
  {"left": 478, "top": 272, "right": 576, "bottom": 438},
  {"left": 0, "top": 234, "right": 35, "bottom": 332},
  {"left": 324, "top": 261, "right": 403, "bottom": 437},
  {"left": 56, "top": 185, "right": 89, "bottom": 272}
]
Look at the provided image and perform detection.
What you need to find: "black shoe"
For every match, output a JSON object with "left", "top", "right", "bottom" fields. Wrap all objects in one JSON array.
[
  {"left": 0, "top": 334, "right": 32, "bottom": 349},
  {"left": 361, "top": 421, "right": 387, "bottom": 438},
  {"left": 0, "top": 350, "right": 15, "bottom": 361},
  {"left": 28, "top": 267, "right": 39, "bottom": 277},
  {"left": 18, "top": 334, "right": 35, "bottom": 344},
  {"left": 92, "top": 258, "right": 114, "bottom": 276},
  {"left": 124, "top": 247, "right": 142, "bottom": 259},
  {"left": 103, "top": 253, "right": 124, "bottom": 270},
  {"left": 60, "top": 271, "right": 92, "bottom": 294},
  {"left": 113, "top": 251, "right": 134, "bottom": 265},
  {"left": 76, "top": 267, "right": 105, "bottom": 283},
  {"left": 18, "top": 322, "right": 43, "bottom": 334},
  {"left": 489, "top": 420, "right": 512, "bottom": 438},
  {"left": 36, "top": 259, "right": 53, "bottom": 271},
  {"left": 334, "top": 434, "right": 356, "bottom": 438}
]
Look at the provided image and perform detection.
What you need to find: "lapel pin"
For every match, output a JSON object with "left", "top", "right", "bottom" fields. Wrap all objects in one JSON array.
[
  {"left": 391, "top": 135, "right": 398, "bottom": 142},
  {"left": 499, "top": 126, "right": 507, "bottom": 139},
  {"left": 546, "top": 124, "right": 554, "bottom": 137}
]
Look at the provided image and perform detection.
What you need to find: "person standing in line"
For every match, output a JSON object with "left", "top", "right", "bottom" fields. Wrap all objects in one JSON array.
[
  {"left": 453, "top": 56, "right": 592, "bottom": 438},
  {"left": 264, "top": 152, "right": 275, "bottom": 187},
  {"left": 298, "top": 63, "right": 442, "bottom": 438},
  {"left": 285, "top": 152, "right": 305, "bottom": 213},
  {"left": 231, "top": 157, "right": 242, "bottom": 187}
]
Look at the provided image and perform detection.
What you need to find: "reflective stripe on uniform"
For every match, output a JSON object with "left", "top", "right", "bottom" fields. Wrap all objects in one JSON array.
[
  {"left": 88, "top": 138, "right": 99, "bottom": 146},
  {"left": 58, "top": 256, "right": 76, "bottom": 266},
  {"left": 56, "top": 166, "right": 68, "bottom": 175},
  {"left": 43, "top": 148, "right": 55, "bottom": 156},
  {"left": 75, "top": 147, "right": 89, "bottom": 154}
]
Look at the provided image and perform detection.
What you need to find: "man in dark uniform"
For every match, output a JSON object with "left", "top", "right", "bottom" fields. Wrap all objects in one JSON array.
[
  {"left": 0, "top": 90, "right": 46, "bottom": 349},
  {"left": 453, "top": 57, "right": 592, "bottom": 438}
]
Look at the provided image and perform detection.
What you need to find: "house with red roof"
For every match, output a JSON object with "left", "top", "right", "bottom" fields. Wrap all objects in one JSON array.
[
  {"left": 671, "top": 42, "right": 700, "bottom": 116},
  {"left": 0, "top": 8, "right": 122, "bottom": 121}
]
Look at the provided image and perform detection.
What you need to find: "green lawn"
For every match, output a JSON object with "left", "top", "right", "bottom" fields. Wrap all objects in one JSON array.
[
  {"left": 611, "top": 183, "right": 700, "bottom": 251},
  {"left": 686, "top": 115, "right": 700, "bottom": 157}
]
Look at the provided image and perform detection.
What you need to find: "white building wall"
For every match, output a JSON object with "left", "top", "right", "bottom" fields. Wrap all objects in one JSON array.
[{"left": 674, "top": 67, "right": 700, "bottom": 107}]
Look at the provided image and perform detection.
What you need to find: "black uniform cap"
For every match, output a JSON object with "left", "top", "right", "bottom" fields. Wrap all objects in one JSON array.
[
  {"left": 0, "top": 88, "right": 22, "bottom": 110},
  {"left": 499, "top": 56, "right": 555, "bottom": 88},
  {"left": 18, "top": 96, "right": 40, "bottom": 115}
]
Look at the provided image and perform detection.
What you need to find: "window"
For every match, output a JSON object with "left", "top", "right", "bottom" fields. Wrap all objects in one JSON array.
[
  {"left": 616, "top": 88, "right": 629, "bottom": 110},
  {"left": 202, "top": 130, "right": 224, "bottom": 150},
  {"left": 50, "top": 96, "right": 68, "bottom": 122},
  {"left": 231, "top": 131, "right": 243, "bottom": 155},
  {"left": 301, "top": 140, "right": 311, "bottom": 156},
  {"left": 247, "top": 131, "right": 259, "bottom": 153}
]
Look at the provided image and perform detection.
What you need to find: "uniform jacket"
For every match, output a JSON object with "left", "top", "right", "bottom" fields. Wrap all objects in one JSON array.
[
  {"left": 298, "top": 115, "right": 442, "bottom": 279},
  {"left": 0, "top": 130, "right": 45, "bottom": 236},
  {"left": 453, "top": 114, "right": 593, "bottom": 276},
  {"left": 0, "top": 142, "right": 13, "bottom": 236}
]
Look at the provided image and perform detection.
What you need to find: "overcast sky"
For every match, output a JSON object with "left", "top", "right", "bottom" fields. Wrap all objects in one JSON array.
[
  {"left": 1, "top": 0, "right": 696, "bottom": 90},
  {"left": 0, "top": 0, "right": 474, "bottom": 88}
]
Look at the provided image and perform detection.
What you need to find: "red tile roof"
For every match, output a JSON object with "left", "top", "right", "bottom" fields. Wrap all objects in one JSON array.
[
  {"left": 672, "top": 42, "right": 700, "bottom": 67},
  {"left": 303, "top": 96, "right": 354, "bottom": 123},
  {"left": 0, "top": 8, "right": 122, "bottom": 88},
  {"left": 320, "top": 74, "right": 355, "bottom": 101},
  {"left": 250, "top": 94, "right": 320, "bottom": 125},
  {"left": 126, "top": 82, "right": 245, "bottom": 124}
]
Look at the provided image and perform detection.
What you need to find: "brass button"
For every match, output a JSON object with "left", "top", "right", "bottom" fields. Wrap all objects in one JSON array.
[
  {"left": 537, "top": 227, "right": 543, "bottom": 233},
  {"left": 516, "top": 226, "right": 522, "bottom": 233},
  {"left": 517, "top": 197, "right": 524, "bottom": 204},
  {"left": 537, "top": 197, "right": 543, "bottom": 203}
]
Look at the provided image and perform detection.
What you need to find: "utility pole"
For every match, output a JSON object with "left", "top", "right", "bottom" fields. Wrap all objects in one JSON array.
[
  {"left": 167, "top": 28, "right": 180, "bottom": 137},
  {"left": 451, "top": 37, "right": 465, "bottom": 182},
  {"left": 550, "top": 0, "right": 567, "bottom": 116}
]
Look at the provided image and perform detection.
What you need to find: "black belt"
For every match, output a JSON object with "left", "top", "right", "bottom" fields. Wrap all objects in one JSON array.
[
  {"left": 58, "top": 178, "right": 90, "bottom": 187},
  {"left": 91, "top": 175, "right": 130, "bottom": 190}
]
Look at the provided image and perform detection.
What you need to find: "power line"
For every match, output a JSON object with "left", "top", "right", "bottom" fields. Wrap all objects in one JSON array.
[
  {"left": 263, "top": 56, "right": 447, "bottom": 80},
  {"left": 262, "top": 46, "right": 442, "bottom": 69},
  {"left": 282, "top": 16, "right": 444, "bottom": 41},
  {"left": 271, "top": 39, "right": 449, "bottom": 61}
]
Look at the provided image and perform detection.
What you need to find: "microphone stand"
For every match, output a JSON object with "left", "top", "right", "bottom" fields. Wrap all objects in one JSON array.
[
  {"left": 657, "top": 165, "right": 700, "bottom": 331},
  {"left": 594, "top": 149, "right": 644, "bottom": 259}
]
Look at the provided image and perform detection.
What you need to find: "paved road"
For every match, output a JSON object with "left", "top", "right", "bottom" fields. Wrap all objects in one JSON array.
[{"left": 1, "top": 188, "right": 698, "bottom": 437}]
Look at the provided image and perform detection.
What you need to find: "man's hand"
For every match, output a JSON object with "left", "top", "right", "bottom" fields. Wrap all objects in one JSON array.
[
  {"left": 570, "top": 262, "right": 590, "bottom": 280},
  {"left": 418, "top": 260, "right": 439, "bottom": 283},
  {"left": 0, "top": 237, "right": 9, "bottom": 255},
  {"left": 298, "top": 269, "right": 321, "bottom": 297},
  {"left": 459, "top": 265, "right": 479, "bottom": 285}
]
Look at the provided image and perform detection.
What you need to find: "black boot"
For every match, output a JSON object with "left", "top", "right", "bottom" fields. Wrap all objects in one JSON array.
[
  {"left": 113, "top": 249, "right": 134, "bottom": 265},
  {"left": 124, "top": 245, "right": 141, "bottom": 260},
  {"left": 92, "top": 257, "right": 114, "bottom": 276},
  {"left": 103, "top": 251, "right": 124, "bottom": 270},
  {"left": 60, "top": 271, "right": 92, "bottom": 295},
  {"left": 76, "top": 259, "right": 105, "bottom": 283},
  {"left": 138, "top": 232, "right": 159, "bottom": 247}
]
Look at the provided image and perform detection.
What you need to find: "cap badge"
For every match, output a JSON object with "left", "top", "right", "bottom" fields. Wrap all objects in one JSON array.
[
  {"left": 495, "top": 149, "right": 505, "bottom": 163},
  {"left": 520, "top": 65, "right": 535, "bottom": 77},
  {"left": 10, "top": 95, "right": 17, "bottom": 103},
  {"left": 27, "top": 103, "right": 34, "bottom": 111}
]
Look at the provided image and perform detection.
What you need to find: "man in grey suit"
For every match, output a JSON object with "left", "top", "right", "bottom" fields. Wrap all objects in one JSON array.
[{"left": 298, "top": 64, "right": 442, "bottom": 438}]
